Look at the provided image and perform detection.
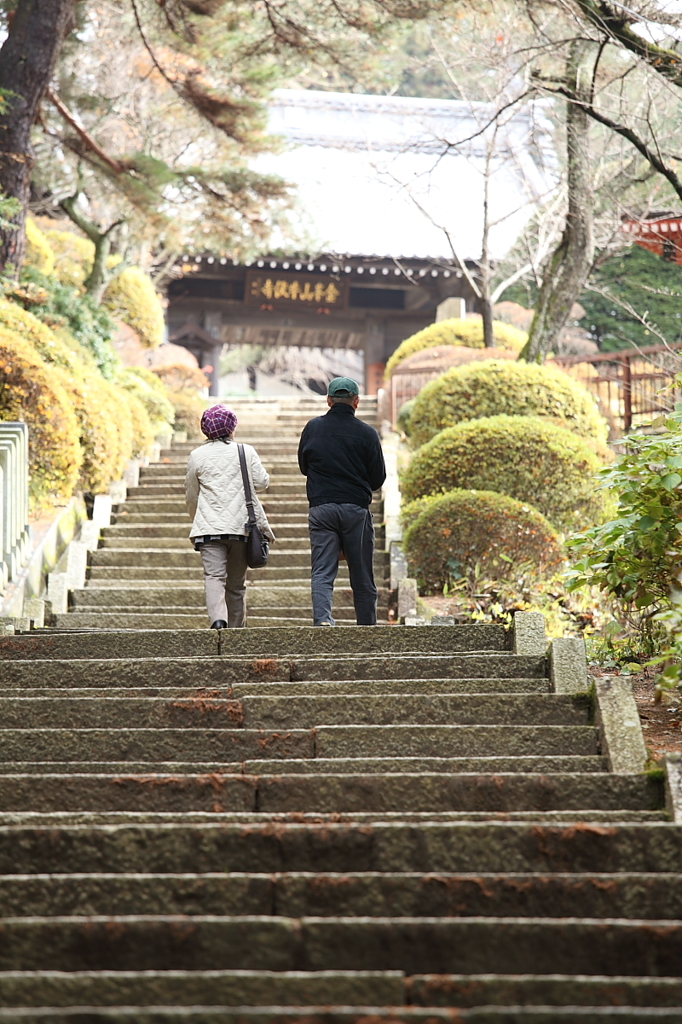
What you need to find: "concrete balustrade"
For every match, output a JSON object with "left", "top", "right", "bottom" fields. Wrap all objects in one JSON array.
[{"left": 0, "top": 422, "right": 29, "bottom": 593}]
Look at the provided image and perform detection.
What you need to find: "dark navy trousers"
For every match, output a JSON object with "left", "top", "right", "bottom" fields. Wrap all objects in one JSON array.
[{"left": 308, "top": 502, "right": 377, "bottom": 626}]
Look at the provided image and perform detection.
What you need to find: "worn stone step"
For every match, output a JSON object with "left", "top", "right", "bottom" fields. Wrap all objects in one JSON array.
[
  {"left": 0, "top": 1003, "right": 678, "bottom": 1021},
  {"left": 0, "top": 653, "right": 540, "bottom": 685},
  {"left": 0, "top": 625, "right": 508, "bottom": 660},
  {"left": 0, "top": 694, "right": 590, "bottom": 729},
  {"left": 0, "top": 772, "right": 655, "bottom": 814},
  {"left": 0, "top": 756, "right": 607, "bottom": 775},
  {"left": 1, "top": 915, "right": 681, "bottom": 974},
  {"left": 0, "top": 678, "right": 551, "bottom": 698},
  {"left": 53, "top": 614, "right": 363, "bottom": 630},
  {"left": 98, "top": 538, "right": 315, "bottom": 551},
  {"left": 0, "top": 724, "right": 598, "bottom": 762},
  {"left": 0, "top": 969, "right": 404, "bottom": 1009},
  {"left": 88, "top": 549, "right": 389, "bottom": 568},
  {"left": 1, "top": 870, "right": 680, "bottom": 919},
  {"left": 72, "top": 587, "right": 365, "bottom": 609},
  {"left": 1, "top": 821, "right": 677, "bottom": 874}
]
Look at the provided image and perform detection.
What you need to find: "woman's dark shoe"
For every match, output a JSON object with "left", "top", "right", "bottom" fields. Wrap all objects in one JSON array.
[{"left": 210, "top": 620, "right": 228, "bottom": 629}]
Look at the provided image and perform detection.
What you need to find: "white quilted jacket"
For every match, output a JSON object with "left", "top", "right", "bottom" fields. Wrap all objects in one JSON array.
[{"left": 185, "top": 439, "right": 275, "bottom": 541}]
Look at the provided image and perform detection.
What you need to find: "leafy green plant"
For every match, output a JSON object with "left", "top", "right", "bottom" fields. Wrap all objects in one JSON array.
[
  {"left": 567, "top": 409, "right": 682, "bottom": 693},
  {"left": 401, "top": 414, "right": 612, "bottom": 532},
  {"left": 409, "top": 359, "right": 609, "bottom": 448}
]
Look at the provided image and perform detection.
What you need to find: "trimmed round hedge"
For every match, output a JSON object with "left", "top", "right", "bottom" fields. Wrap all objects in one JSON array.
[
  {"left": 404, "top": 488, "right": 564, "bottom": 592},
  {"left": 0, "top": 299, "right": 83, "bottom": 374},
  {"left": 409, "top": 359, "right": 608, "bottom": 448},
  {"left": 401, "top": 415, "right": 611, "bottom": 532},
  {"left": 385, "top": 318, "right": 526, "bottom": 377},
  {"left": 0, "top": 329, "right": 81, "bottom": 507},
  {"left": 54, "top": 369, "right": 122, "bottom": 494},
  {"left": 103, "top": 268, "right": 165, "bottom": 348}
]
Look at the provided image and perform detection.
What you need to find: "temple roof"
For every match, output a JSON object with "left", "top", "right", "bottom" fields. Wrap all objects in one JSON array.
[{"left": 257, "top": 89, "right": 556, "bottom": 261}]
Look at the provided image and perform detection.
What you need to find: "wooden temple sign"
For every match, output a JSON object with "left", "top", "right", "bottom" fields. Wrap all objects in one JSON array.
[
  {"left": 244, "top": 270, "right": 348, "bottom": 310},
  {"left": 622, "top": 216, "right": 682, "bottom": 265}
]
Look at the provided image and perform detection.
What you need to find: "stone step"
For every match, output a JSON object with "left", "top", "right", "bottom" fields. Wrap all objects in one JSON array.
[
  {"left": 0, "top": 915, "right": 680, "bottom": 975},
  {"left": 2, "top": 870, "right": 681, "bottom": 919},
  {"left": 0, "top": 1003, "right": 677, "bottom": 1021},
  {"left": 0, "top": 654, "right": 546, "bottom": 685},
  {"left": 1, "top": 820, "right": 676, "bottom": 874},
  {"left": 0, "top": 725, "right": 599, "bottom": 762},
  {"left": 53, "top": 613, "right": 362, "bottom": 630},
  {"left": 0, "top": 755, "right": 607, "bottom": 775},
  {"left": 89, "top": 549, "right": 389, "bottom": 568},
  {"left": 0, "top": 626, "right": 507, "bottom": 659},
  {"left": 0, "top": 693, "right": 590, "bottom": 729},
  {"left": 85, "top": 568, "right": 365, "bottom": 584},
  {"left": 0, "top": 969, "right": 404, "bottom": 1009},
  {"left": 71, "top": 588, "right": 363, "bottom": 609}
]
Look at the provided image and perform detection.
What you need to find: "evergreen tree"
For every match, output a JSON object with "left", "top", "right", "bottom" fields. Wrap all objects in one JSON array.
[{"left": 579, "top": 245, "right": 682, "bottom": 352}]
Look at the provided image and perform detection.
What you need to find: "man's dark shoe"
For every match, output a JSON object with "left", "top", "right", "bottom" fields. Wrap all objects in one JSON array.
[{"left": 210, "top": 620, "right": 228, "bottom": 629}]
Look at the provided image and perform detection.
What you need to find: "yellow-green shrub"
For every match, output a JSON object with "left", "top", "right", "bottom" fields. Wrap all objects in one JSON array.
[
  {"left": 0, "top": 299, "right": 83, "bottom": 374},
  {"left": 116, "top": 367, "right": 175, "bottom": 431},
  {"left": 404, "top": 488, "right": 564, "bottom": 592},
  {"left": 24, "top": 218, "right": 55, "bottom": 275},
  {"left": 125, "top": 391, "right": 155, "bottom": 459},
  {"left": 167, "top": 388, "right": 205, "bottom": 437},
  {"left": 401, "top": 415, "right": 611, "bottom": 533},
  {"left": 43, "top": 228, "right": 94, "bottom": 288},
  {"left": 0, "top": 329, "right": 81, "bottom": 507},
  {"left": 410, "top": 360, "right": 609, "bottom": 448},
  {"left": 103, "top": 268, "right": 164, "bottom": 348},
  {"left": 385, "top": 318, "right": 526, "bottom": 377},
  {"left": 54, "top": 369, "right": 121, "bottom": 493},
  {"left": 103, "top": 381, "right": 135, "bottom": 478}
]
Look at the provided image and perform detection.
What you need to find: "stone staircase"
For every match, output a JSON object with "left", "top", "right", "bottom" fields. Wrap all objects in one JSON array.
[
  {"left": 55, "top": 397, "right": 388, "bottom": 630},
  {"left": 0, "top": 618, "right": 681, "bottom": 1019}
]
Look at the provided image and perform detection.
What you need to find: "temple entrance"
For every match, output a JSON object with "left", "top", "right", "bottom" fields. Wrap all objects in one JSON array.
[{"left": 166, "top": 255, "right": 476, "bottom": 395}]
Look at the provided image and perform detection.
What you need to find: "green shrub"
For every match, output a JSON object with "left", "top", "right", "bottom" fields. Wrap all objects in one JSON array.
[
  {"left": 385, "top": 318, "right": 526, "bottom": 377},
  {"left": 116, "top": 367, "right": 175, "bottom": 432},
  {"left": 397, "top": 398, "right": 415, "bottom": 437},
  {"left": 401, "top": 415, "right": 611, "bottom": 532},
  {"left": 103, "top": 267, "right": 165, "bottom": 348},
  {"left": 410, "top": 359, "right": 608, "bottom": 448},
  {"left": 0, "top": 329, "right": 81, "bottom": 507},
  {"left": 168, "top": 388, "right": 205, "bottom": 437},
  {"left": 404, "top": 488, "right": 564, "bottom": 593},
  {"left": 6, "top": 268, "right": 117, "bottom": 378},
  {"left": 401, "top": 492, "right": 443, "bottom": 531},
  {"left": 103, "top": 381, "right": 135, "bottom": 478}
]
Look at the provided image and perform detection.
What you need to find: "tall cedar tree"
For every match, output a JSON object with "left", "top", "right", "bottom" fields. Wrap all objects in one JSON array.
[{"left": 0, "top": 0, "right": 79, "bottom": 272}]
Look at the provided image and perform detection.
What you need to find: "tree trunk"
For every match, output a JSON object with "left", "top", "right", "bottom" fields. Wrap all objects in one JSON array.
[
  {"left": 480, "top": 149, "right": 495, "bottom": 348},
  {"left": 0, "top": 0, "right": 78, "bottom": 273},
  {"left": 520, "top": 40, "right": 594, "bottom": 362}
]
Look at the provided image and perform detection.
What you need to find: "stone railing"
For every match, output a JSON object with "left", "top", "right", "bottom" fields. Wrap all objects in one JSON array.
[{"left": 0, "top": 421, "right": 30, "bottom": 593}]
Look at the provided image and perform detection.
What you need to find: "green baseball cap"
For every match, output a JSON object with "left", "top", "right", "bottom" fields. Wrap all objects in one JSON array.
[{"left": 327, "top": 376, "right": 359, "bottom": 397}]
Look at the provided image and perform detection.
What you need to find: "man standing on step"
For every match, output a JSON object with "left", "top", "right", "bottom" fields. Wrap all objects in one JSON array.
[{"left": 298, "top": 377, "right": 386, "bottom": 626}]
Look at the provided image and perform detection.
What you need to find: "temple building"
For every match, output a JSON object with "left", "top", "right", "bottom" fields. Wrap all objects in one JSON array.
[{"left": 165, "top": 89, "right": 555, "bottom": 394}]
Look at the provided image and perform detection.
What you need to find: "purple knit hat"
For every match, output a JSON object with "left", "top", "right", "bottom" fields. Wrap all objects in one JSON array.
[{"left": 201, "top": 405, "right": 238, "bottom": 439}]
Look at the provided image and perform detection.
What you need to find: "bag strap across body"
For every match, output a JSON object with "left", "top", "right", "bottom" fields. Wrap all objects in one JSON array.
[{"left": 237, "top": 443, "right": 257, "bottom": 530}]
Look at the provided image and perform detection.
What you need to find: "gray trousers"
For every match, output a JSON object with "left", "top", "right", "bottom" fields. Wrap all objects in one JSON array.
[
  {"left": 200, "top": 540, "right": 248, "bottom": 627},
  {"left": 308, "top": 502, "right": 377, "bottom": 626}
]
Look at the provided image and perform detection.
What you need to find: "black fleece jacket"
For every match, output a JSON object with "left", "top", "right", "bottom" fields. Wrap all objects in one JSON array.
[{"left": 297, "top": 403, "right": 386, "bottom": 509}]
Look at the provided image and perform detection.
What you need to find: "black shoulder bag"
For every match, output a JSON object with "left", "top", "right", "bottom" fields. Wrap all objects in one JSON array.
[{"left": 237, "top": 443, "right": 269, "bottom": 568}]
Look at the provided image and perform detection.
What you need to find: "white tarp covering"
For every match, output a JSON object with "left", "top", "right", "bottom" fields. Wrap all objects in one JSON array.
[{"left": 259, "top": 89, "right": 556, "bottom": 261}]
